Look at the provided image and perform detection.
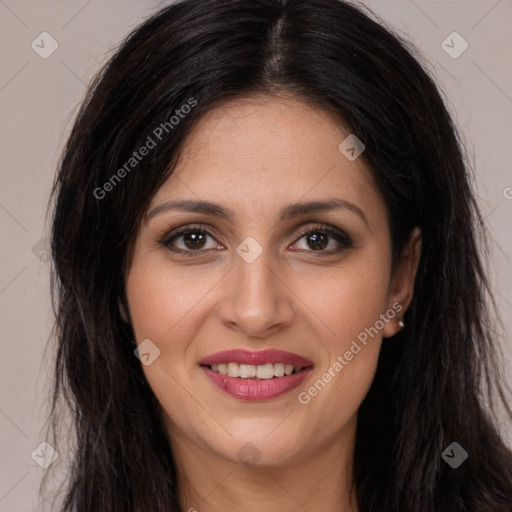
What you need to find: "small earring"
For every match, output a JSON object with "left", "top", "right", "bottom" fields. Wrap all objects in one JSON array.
[{"left": 394, "top": 319, "right": 404, "bottom": 329}]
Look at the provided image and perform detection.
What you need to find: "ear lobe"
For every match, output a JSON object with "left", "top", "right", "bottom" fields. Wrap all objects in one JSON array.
[{"left": 382, "top": 227, "right": 422, "bottom": 338}]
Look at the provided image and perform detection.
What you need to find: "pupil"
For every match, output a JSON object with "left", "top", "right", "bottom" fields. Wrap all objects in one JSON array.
[
  {"left": 184, "top": 232, "right": 205, "bottom": 249},
  {"left": 308, "top": 233, "right": 327, "bottom": 250}
]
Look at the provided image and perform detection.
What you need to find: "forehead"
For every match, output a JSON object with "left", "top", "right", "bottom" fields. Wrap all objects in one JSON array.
[{"left": 148, "top": 94, "right": 385, "bottom": 227}]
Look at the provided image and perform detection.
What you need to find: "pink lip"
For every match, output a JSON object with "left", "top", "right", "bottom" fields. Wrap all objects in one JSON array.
[
  {"left": 199, "top": 349, "right": 314, "bottom": 401},
  {"left": 201, "top": 366, "right": 313, "bottom": 401},
  {"left": 200, "top": 349, "right": 313, "bottom": 367}
]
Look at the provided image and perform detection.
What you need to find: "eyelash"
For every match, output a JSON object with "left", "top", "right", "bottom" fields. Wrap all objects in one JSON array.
[{"left": 158, "top": 223, "right": 354, "bottom": 258}]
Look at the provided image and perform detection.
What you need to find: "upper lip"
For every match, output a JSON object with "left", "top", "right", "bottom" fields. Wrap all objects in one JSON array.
[{"left": 200, "top": 349, "right": 313, "bottom": 367}]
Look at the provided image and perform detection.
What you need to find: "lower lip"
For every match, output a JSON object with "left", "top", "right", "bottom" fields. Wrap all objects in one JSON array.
[{"left": 201, "top": 366, "right": 313, "bottom": 401}]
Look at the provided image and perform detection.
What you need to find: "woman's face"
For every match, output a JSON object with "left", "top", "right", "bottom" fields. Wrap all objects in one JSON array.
[{"left": 125, "top": 94, "right": 421, "bottom": 469}]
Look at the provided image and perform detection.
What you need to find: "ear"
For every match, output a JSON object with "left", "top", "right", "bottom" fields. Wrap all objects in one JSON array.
[{"left": 382, "top": 227, "right": 422, "bottom": 338}]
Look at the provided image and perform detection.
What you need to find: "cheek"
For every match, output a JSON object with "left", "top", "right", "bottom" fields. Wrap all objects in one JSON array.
[
  {"left": 293, "top": 250, "right": 391, "bottom": 344},
  {"left": 331, "top": 270, "right": 389, "bottom": 340},
  {"left": 125, "top": 260, "right": 209, "bottom": 427},
  {"left": 125, "top": 255, "right": 224, "bottom": 416},
  {"left": 126, "top": 257, "right": 213, "bottom": 344},
  {"left": 293, "top": 253, "right": 390, "bottom": 418}
]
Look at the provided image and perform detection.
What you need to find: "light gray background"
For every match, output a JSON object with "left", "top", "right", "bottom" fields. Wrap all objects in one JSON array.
[{"left": 1, "top": 1, "right": 511, "bottom": 510}]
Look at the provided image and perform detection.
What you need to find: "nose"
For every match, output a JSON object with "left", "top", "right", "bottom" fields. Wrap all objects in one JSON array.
[{"left": 216, "top": 247, "right": 296, "bottom": 339}]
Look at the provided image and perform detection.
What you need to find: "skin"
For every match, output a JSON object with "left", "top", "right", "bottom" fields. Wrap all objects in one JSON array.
[{"left": 124, "top": 93, "right": 422, "bottom": 512}]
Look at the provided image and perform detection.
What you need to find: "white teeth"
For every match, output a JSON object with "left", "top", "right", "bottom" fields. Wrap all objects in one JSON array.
[
  {"left": 239, "top": 364, "right": 256, "bottom": 378},
  {"left": 208, "top": 362, "right": 307, "bottom": 379},
  {"left": 274, "top": 363, "right": 285, "bottom": 377},
  {"left": 227, "top": 362, "right": 240, "bottom": 377},
  {"left": 256, "top": 363, "right": 274, "bottom": 379}
]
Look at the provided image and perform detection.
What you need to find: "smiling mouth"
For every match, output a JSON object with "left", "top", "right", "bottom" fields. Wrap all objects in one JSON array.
[{"left": 201, "top": 362, "right": 313, "bottom": 379}]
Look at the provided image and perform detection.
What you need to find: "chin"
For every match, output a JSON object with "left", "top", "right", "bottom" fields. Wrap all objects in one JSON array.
[{"left": 209, "top": 428, "right": 308, "bottom": 468}]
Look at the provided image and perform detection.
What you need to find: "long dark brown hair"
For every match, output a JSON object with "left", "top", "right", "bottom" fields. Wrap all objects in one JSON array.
[{"left": 43, "top": 0, "right": 512, "bottom": 510}]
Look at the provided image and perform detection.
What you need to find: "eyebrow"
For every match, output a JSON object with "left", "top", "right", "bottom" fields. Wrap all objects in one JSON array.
[{"left": 146, "top": 198, "right": 369, "bottom": 228}]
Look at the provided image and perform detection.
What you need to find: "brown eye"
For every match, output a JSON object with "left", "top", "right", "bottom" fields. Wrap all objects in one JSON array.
[
  {"left": 179, "top": 231, "right": 208, "bottom": 250},
  {"left": 304, "top": 232, "right": 329, "bottom": 251},
  {"left": 162, "top": 230, "right": 215, "bottom": 252},
  {"left": 291, "top": 225, "right": 353, "bottom": 253},
  {"left": 160, "top": 224, "right": 224, "bottom": 257}
]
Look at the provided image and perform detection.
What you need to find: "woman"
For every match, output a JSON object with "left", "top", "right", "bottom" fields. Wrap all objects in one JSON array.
[{"left": 43, "top": 0, "right": 512, "bottom": 510}]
